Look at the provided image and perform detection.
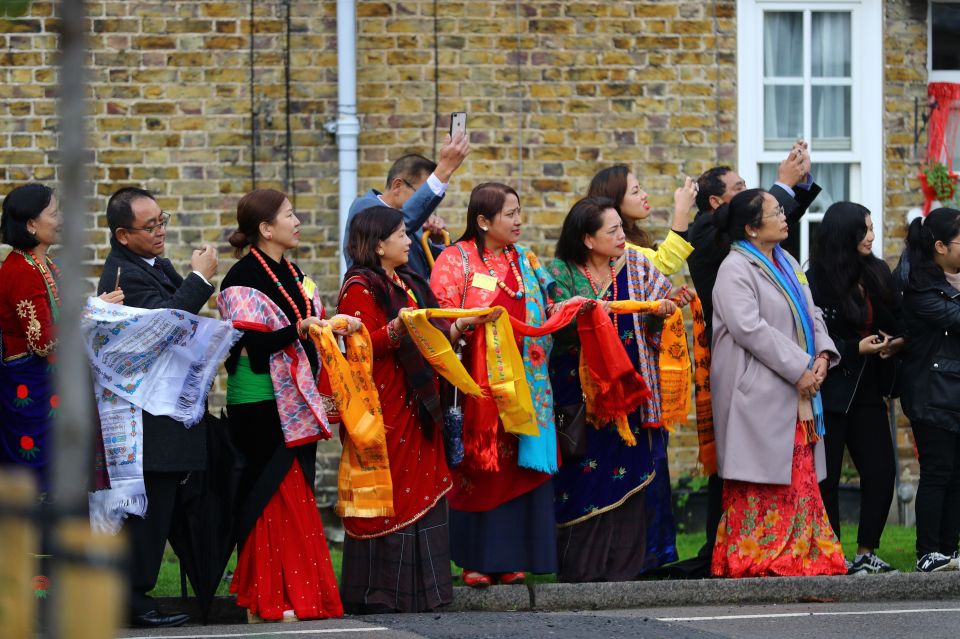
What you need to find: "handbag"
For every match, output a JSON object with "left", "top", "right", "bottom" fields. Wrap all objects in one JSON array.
[
  {"left": 555, "top": 403, "right": 587, "bottom": 461},
  {"left": 441, "top": 244, "right": 473, "bottom": 468}
]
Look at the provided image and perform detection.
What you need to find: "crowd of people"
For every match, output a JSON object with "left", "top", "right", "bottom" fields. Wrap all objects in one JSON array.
[{"left": 2, "top": 132, "right": 960, "bottom": 628}]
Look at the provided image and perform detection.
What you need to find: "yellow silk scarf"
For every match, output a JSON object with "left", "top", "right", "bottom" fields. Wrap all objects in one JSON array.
[
  {"left": 398, "top": 307, "right": 537, "bottom": 437},
  {"left": 309, "top": 322, "right": 394, "bottom": 519}
]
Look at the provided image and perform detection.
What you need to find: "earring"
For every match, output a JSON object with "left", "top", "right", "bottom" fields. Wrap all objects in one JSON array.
[
  {"left": 480, "top": 226, "right": 489, "bottom": 232},
  {"left": 377, "top": 248, "right": 385, "bottom": 256},
  {"left": 750, "top": 233, "right": 758, "bottom": 238}
]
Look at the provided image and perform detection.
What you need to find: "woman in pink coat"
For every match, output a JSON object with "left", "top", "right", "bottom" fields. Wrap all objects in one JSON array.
[{"left": 709, "top": 188, "right": 846, "bottom": 578}]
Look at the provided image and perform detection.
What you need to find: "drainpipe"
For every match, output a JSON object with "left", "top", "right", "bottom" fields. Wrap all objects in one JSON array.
[{"left": 326, "top": 0, "right": 360, "bottom": 279}]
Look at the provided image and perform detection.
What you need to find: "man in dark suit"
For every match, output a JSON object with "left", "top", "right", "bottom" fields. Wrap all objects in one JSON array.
[
  {"left": 344, "top": 132, "right": 470, "bottom": 277},
  {"left": 97, "top": 187, "right": 218, "bottom": 628},
  {"left": 680, "top": 142, "right": 822, "bottom": 577}
]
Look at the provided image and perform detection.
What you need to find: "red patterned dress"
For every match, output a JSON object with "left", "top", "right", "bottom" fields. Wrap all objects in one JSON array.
[
  {"left": 0, "top": 249, "right": 59, "bottom": 494},
  {"left": 712, "top": 423, "right": 847, "bottom": 577}
]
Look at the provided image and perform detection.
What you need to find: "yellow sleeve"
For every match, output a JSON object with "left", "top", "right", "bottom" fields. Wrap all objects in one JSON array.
[{"left": 628, "top": 231, "right": 693, "bottom": 276}]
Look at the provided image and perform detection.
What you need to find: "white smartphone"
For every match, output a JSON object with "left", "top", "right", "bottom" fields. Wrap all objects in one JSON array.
[{"left": 450, "top": 111, "right": 467, "bottom": 138}]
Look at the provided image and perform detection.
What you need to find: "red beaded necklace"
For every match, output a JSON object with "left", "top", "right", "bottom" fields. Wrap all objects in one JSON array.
[
  {"left": 580, "top": 258, "right": 618, "bottom": 330},
  {"left": 251, "top": 246, "right": 312, "bottom": 324},
  {"left": 480, "top": 245, "right": 525, "bottom": 300},
  {"left": 16, "top": 249, "right": 61, "bottom": 310}
]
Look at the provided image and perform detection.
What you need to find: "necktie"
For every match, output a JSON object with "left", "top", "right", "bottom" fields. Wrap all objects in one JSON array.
[{"left": 152, "top": 260, "right": 171, "bottom": 285}]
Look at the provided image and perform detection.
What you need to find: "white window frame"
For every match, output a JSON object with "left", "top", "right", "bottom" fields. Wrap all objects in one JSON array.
[
  {"left": 929, "top": 0, "right": 960, "bottom": 83},
  {"left": 737, "top": 0, "right": 884, "bottom": 262}
]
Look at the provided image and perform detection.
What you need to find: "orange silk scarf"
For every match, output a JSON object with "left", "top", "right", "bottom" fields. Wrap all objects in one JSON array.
[{"left": 309, "top": 321, "right": 394, "bottom": 518}]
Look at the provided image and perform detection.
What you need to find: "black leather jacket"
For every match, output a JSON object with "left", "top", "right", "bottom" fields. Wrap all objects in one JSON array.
[
  {"left": 807, "top": 266, "right": 903, "bottom": 415},
  {"left": 897, "top": 259, "right": 960, "bottom": 434}
]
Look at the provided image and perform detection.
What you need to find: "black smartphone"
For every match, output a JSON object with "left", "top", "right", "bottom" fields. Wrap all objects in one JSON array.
[{"left": 450, "top": 111, "right": 467, "bottom": 138}]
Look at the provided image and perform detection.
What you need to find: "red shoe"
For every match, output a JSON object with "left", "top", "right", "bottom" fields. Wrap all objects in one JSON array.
[
  {"left": 498, "top": 571, "right": 526, "bottom": 585},
  {"left": 462, "top": 571, "right": 492, "bottom": 588}
]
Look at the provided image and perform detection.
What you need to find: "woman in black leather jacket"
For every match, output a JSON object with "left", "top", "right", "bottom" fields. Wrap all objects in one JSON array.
[
  {"left": 807, "top": 202, "right": 903, "bottom": 575},
  {"left": 898, "top": 207, "right": 960, "bottom": 573}
]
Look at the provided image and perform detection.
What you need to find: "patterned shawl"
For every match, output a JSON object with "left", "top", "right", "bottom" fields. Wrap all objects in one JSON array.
[{"left": 217, "top": 286, "right": 331, "bottom": 446}]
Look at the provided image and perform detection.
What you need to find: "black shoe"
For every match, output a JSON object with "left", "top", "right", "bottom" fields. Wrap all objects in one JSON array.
[{"left": 129, "top": 610, "right": 190, "bottom": 628}]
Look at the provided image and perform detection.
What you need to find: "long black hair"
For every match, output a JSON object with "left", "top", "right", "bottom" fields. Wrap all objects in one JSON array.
[
  {"left": 904, "top": 207, "right": 960, "bottom": 290},
  {"left": 587, "top": 165, "right": 652, "bottom": 248},
  {"left": 809, "top": 201, "right": 892, "bottom": 325}
]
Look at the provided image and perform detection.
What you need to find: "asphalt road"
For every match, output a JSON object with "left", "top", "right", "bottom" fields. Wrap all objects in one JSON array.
[{"left": 116, "top": 600, "right": 960, "bottom": 639}]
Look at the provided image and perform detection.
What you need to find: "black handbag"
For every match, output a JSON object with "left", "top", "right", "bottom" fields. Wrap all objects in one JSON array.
[{"left": 555, "top": 403, "right": 587, "bottom": 461}]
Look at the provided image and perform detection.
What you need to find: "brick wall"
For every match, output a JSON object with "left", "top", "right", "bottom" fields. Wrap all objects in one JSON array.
[{"left": 2, "top": 1, "right": 932, "bottom": 491}]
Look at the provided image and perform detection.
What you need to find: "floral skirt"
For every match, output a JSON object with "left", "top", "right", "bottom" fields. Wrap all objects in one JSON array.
[{"left": 711, "top": 422, "right": 847, "bottom": 578}]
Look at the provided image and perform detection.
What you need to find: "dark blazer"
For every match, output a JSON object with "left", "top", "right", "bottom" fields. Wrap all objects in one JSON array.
[
  {"left": 807, "top": 264, "right": 903, "bottom": 414},
  {"left": 898, "top": 264, "right": 960, "bottom": 435},
  {"left": 344, "top": 184, "right": 445, "bottom": 278},
  {"left": 688, "top": 181, "right": 822, "bottom": 340},
  {"left": 97, "top": 239, "right": 215, "bottom": 472}
]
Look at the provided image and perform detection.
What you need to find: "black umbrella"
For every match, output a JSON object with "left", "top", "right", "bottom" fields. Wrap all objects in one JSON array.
[{"left": 167, "top": 411, "right": 246, "bottom": 623}]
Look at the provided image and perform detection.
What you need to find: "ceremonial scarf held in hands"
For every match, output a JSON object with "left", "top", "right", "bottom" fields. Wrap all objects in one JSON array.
[
  {"left": 217, "top": 286, "right": 331, "bottom": 446},
  {"left": 83, "top": 297, "right": 240, "bottom": 534},
  {"left": 400, "top": 300, "right": 652, "bottom": 468},
  {"left": 732, "top": 241, "right": 825, "bottom": 443},
  {"left": 308, "top": 321, "right": 394, "bottom": 519},
  {"left": 689, "top": 295, "right": 716, "bottom": 475},
  {"left": 340, "top": 266, "right": 444, "bottom": 437}
]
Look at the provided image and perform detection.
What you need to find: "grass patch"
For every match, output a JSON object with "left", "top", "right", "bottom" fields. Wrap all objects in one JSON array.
[{"left": 151, "top": 523, "right": 918, "bottom": 596}]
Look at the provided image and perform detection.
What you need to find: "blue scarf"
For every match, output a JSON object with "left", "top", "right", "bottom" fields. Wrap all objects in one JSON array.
[
  {"left": 731, "top": 241, "right": 825, "bottom": 441},
  {"left": 514, "top": 245, "right": 559, "bottom": 474}
]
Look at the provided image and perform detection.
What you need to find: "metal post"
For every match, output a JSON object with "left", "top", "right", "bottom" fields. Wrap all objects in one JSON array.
[{"left": 335, "top": 0, "right": 359, "bottom": 278}]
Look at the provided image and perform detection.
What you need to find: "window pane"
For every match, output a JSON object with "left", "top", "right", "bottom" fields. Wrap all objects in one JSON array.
[
  {"left": 764, "top": 85, "right": 803, "bottom": 150},
  {"left": 812, "top": 12, "right": 851, "bottom": 77},
  {"left": 812, "top": 86, "right": 851, "bottom": 150},
  {"left": 764, "top": 12, "right": 803, "bottom": 77},
  {"left": 932, "top": 2, "right": 960, "bottom": 71},
  {"left": 758, "top": 162, "right": 850, "bottom": 214}
]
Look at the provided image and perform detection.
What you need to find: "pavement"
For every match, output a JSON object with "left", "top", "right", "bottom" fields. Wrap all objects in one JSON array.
[{"left": 152, "top": 570, "right": 960, "bottom": 625}]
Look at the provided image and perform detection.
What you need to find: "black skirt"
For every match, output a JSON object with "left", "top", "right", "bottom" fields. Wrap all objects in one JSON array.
[{"left": 340, "top": 498, "right": 453, "bottom": 614}]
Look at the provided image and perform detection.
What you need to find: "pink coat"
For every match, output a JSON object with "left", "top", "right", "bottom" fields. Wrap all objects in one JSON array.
[{"left": 710, "top": 250, "right": 838, "bottom": 485}]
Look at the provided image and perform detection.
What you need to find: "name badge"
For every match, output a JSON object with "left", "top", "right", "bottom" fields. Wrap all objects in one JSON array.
[
  {"left": 795, "top": 271, "right": 808, "bottom": 285},
  {"left": 302, "top": 276, "right": 317, "bottom": 299},
  {"left": 471, "top": 272, "right": 498, "bottom": 292}
]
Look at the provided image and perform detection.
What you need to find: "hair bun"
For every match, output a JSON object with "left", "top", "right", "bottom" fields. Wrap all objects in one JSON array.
[
  {"left": 712, "top": 203, "right": 731, "bottom": 231},
  {"left": 227, "top": 229, "right": 248, "bottom": 249}
]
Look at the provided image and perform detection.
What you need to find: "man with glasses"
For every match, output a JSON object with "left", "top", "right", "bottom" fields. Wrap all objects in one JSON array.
[
  {"left": 97, "top": 186, "right": 218, "bottom": 628},
  {"left": 344, "top": 131, "right": 470, "bottom": 277}
]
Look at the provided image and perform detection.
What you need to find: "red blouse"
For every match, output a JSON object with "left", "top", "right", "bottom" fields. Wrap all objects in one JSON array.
[
  {"left": 0, "top": 250, "right": 57, "bottom": 362},
  {"left": 337, "top": 279, "right": 452, "bottom": 539}
]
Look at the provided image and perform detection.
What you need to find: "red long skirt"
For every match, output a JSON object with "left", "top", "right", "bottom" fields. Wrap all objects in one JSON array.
[
  {"left": 230, "top": 460, "right": 344, "bottom": 620},
  {"left": 711, "top": 422, "right": 848, "bottom": 578}
]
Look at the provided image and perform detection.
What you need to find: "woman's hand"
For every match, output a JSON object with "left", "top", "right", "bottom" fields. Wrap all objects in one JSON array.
[
  {"left": 811, "top": 354, "right": 829, "bottom": 383},
  {"left": 795, "top": 369, "right": 820, "bottom": 400},
  {"left": 563, "top": 296, "right": 598, "bottom": 316},
  {"left": 331, "top": 314, "right": 363, "bottom": 336},
  {"left": 98, "top": 289, "right": 124, "bottom": 305},
  {"left": 458, "top": 307, "right": 503, "bottom": 329},
  {"left": 652, "top": 299, "right": 678, "bottom": 317},
  {"left": 858, "top": 334, "right": 889, "bottom": 356},
  {"left": 878, "top": 333, "right": 904, "bottom": 360},
  {"left": 297, "top": 316, "right": 325, "bottom": 337},
  {"left": 674, "top": 176, "right": 698, "bottom": 217},
  {"left": 670, "top": 285, "right": 695, "bottom": 308}
]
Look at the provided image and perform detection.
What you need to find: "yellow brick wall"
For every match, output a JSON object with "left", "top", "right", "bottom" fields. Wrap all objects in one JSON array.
[{"left": 0, "top": 0, "right": 927, "bottom": 483}]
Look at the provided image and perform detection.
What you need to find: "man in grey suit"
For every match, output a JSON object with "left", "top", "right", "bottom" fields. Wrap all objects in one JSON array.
[
  {"left": 97, "top": 187, "right": 218, "bottom": 628},
  {"left": 344, "top": 132, "right": 470, "bottom": 277}
]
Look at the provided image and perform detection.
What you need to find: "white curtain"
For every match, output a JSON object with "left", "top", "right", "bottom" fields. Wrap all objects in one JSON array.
[
  {"left": 811, "top": 12, "right": 852, "bottom": 150},
  {"left": 763, "top": 12, "right": 803, "bottom": 149}
]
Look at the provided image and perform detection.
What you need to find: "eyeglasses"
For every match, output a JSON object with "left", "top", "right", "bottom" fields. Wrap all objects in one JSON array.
[
  {"left": 761, "top": 205, "right": 786, "bottom": 220},
  {"left": 124, "top": 212, "right": 170, "bottom": 235},
  {"left": 401, "top": 179, "right": 416, "bottom": 191}
]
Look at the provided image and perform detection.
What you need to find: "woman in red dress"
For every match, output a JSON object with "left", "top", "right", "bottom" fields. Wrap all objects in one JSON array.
[
  {"left": 337, "top": 206, "right": 494, "bottom": 612},
  {"left": 218, "top": 189, "right": 359, "bottom": 622}
]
